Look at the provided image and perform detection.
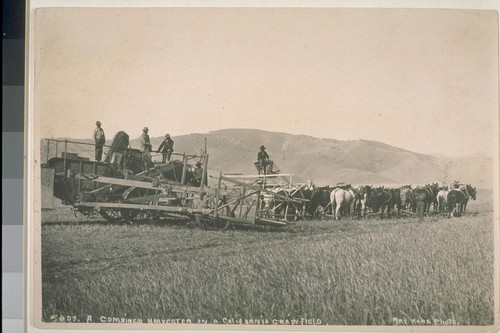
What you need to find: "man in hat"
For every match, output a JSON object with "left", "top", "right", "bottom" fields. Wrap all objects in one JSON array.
[
  {"left": 257, "top": 145, "right": 274, "bottom": 174},
  {"left": 157, "top": 133, "right": 174, "bottom": 163},
  {"left": 191, "top": 161, "right": 204, "bottom": 186},
  {"left": 140, "top": 127, "right": 152, "bottom": 172},
  {"left": 93, "top": 121, "right": 106, "bottom": 161}
]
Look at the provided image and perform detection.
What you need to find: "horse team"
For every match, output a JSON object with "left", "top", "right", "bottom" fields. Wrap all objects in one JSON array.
[{"left": 264, "top": 182, "right": 477, "bottom": 220}]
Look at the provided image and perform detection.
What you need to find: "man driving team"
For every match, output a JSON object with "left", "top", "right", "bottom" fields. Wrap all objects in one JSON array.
[{"left": 257, "top": 145, "right": 274, "bottom": 174}]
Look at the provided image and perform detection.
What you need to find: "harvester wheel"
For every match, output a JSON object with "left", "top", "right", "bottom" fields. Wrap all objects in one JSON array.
[
  {"left": 214, "top": 218, "right": 231, "bottom": 231},
  {"left": 121, "top": 209, "right": 153, "bottom": 224},
  {"left": 73, "top": 207, "right": 100, "bottom": 219},
  {"left": 99, "top": 208, "right": 124, "bottom": 223},
  {"left": 211, "top": 206, "right": 232, "bottom": 230},
  {"left": 120, "top": 187, "right": 155, "bottom": 224},
  {"left": 196, "top": 206, "right": 232, "bottom": 231}
]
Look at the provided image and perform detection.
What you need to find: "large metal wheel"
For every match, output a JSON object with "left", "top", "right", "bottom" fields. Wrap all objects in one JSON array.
[
  {"left": 213, "top": 217, "right": 231, "bottom": 231},
  {"left": 120, "top": 187, "right": 156, "bottom": 224},
  {"left": 121, "top": 208, "right": 153, "bottom": 224},
  {"left": 197, "top": 204, "right": 232, "bottom": 231},
  {"left": 73, "top": 207, "right": 100, "bottom": 219},
  {"left": 99, "top": 208, "right": 124, "bottom": 223}
]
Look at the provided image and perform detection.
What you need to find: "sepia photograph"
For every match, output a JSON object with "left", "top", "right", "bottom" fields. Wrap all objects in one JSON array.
[{"left": 26, "top": 1, "right": 499, "bottom": 332}]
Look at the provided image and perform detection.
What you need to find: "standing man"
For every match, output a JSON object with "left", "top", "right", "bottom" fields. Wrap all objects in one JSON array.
[
  {"left": 93, "top": 121, "right": 105, "bottom": 162},
  {"left": 257, "top": 145, "right": 274, "bottom": 174},
  {"left": 157, "top": 133, "right": 174, "bottom": 163},
  {"left": 190, "top": 161, "right": 204, "bottom": 186},
  {"left": 140, "top": 127, "right": 153, "bottom": 172}
]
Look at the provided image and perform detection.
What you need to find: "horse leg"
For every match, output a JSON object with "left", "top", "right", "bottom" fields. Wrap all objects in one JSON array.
[
  {"left": 416, "top": 201, "right": 424, "bottom": 219},
  {"left": 335, "top": 205, "right": 341, "bottom": 221}
]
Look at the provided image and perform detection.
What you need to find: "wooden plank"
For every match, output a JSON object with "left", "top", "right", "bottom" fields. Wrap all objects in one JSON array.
[
  {"left": 222, "top": 173, "right": 294, "bottom": 179},
  {"left": 215, "top": 190, "right": 260, "bottom": 211},
  {"left": 255, "top": 218, "right": 287, "bottom": 226},
  {"left": 400, "top": 210, "right": 418, "bottom": 216},
  {"left": 217, "top": 215, "right": 255, "bottom": 224},
  {"left": 77, "top": 174, "right": 208, "bottom": 194}
]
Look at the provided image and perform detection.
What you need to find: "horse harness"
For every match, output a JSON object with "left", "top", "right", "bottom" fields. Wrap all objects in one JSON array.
[
  {"left": 380, "top": 188, "right": 392, "bottom": 206},
  {"left": 424, "top": 186, "right": 433, "bottom": 198}
]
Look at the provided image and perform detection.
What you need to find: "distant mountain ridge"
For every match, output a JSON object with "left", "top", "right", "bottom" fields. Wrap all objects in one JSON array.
[
  {"left": 139, "top": 128, "right": 492, "bottom": 188},
  {"left": 44, "top": 128, "right": 493, "bottom": 188}
]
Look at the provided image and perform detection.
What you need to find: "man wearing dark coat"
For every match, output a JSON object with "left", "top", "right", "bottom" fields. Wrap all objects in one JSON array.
[
  {"left": 157, "top": 133, "right": 174, "bottom": 163},
  {"left": 257, "top": 145, "right": 274, "bottom": 174}
]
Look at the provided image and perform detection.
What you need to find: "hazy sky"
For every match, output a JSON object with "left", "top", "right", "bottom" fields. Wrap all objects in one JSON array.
[{"left": 35, "top": 7, "right": 498, "bottom": 156}]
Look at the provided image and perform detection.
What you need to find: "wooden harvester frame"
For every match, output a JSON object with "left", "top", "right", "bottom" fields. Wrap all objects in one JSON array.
[{"left": 41, "top": 133, "right": 305, "bottom": 230}]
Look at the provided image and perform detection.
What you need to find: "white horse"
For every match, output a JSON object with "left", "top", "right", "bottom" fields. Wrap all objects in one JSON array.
[
  {"left": 436, "top": 190, "right": 449, "bottom": 213},
  {"left": 330, "top": 187, "right": 356, "bottom": 220}
]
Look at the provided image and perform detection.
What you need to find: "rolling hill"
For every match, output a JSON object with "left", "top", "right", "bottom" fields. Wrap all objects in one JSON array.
[
  {"left": 42, "top": 128, "right": 493, "bottom": 188},
  {"left": 144, "top": 129, "right": 493, "bottom": 187}
]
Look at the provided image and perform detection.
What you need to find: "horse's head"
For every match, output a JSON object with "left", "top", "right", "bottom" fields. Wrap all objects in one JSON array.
[
  {"left": 370, "top": 187, "right": 384, "bottom": 212},
  {"left": 466, "top": 184, "right": 477, "bottom": 200},
  {"left": 363, "top": 185, "right": 373, "bottom": 206}
]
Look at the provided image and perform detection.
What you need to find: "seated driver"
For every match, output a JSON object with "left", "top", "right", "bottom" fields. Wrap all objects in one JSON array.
[{"left": 257, "top": 145, "right": 274, "bottom": 174}]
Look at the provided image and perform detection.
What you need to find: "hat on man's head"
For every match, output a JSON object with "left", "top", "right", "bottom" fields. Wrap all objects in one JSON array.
[
  {"left": 260, "top": 145, "right": 266, "bottom": 150},
  {"left": 165, "top": 133, "right": 170, "bottom": 138},
  {"left": 96, "top": 121, "right": 101, "bottom": 125},
  {"left": 143, "top": 127, "right": 149, "bottom": 131}
]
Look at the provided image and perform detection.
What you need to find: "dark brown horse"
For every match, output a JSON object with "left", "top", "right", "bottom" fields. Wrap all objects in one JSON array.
[
  {"left": 370, "top": 187, "right": 395, "bottom": 219},
  {"left": 306, "top": 186, "right": 332, "bottom": 219},
  {"left": 460, "top": 184, "right": 477, "bottom": 214},
  {"left": 447, "top": 189, "right": 466, "bottom": 217}
]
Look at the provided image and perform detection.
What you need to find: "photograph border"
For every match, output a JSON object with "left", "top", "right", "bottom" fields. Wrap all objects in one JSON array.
[{"left": 25, "top": 1, "right": 500, "bottom": 332}]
